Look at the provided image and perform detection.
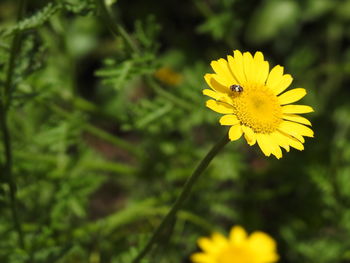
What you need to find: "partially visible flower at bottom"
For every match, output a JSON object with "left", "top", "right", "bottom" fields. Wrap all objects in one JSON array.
[{"left": 191, "top": 225, "right": 279, "bottom": 263}]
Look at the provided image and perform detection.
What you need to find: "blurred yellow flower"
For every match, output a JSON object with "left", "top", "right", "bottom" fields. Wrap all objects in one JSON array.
[
  {"left": 191, "top": 225, "right": 279, "bottom": 263},
  {"left": 204, "top": 50, "right": 314, "bottom": 159},
  {"left": 154, "top": 67, "right": 182, "bottom": 86}
]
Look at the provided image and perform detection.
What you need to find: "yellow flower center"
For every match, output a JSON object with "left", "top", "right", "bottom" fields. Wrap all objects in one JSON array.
[
  {"left": 231, "top": 85, "right": 282, "bottom": 134},
  {"left": 217, "top": 246, "right": 254, "bottom": 263}
]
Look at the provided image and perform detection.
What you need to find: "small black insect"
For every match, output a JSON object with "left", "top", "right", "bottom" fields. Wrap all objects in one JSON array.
[{"left": 230, "top": 84, "right": 244, "bottom": 92}]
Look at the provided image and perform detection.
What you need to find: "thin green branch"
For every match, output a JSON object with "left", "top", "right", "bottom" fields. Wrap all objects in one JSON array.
[
  {"left": 0, "top": 115, "right": 25, "bottom": 249},
  {"left": 13, "top": 151, "right": 136, "bottom": 174},
  {"left": 72, "top": 96, "right": 120, "bottom": 123},
  {"left": 84, "top": 125, "right": 141, "bottom": 158},
  {"left": 2, "top": 1, "right": 26, "bottom": 109},
  {"left": 0, "top": 2, "right": 61, "bottom": 38},
  {"left": 48, "top": 103, "right": 142, "bottom": 158},
  {"left": 132, "top": 133, "right": 230, "bottom": 263},
  {"left": 95, "top": 0, "right": 139, "bottom": 53},
  {"left": 95, "top": 0, "right": 194, "bottom": 111},
  {"left": 83, "top": 160, "right": 136, "bottom": 174},
  {"left": 0, "top": 0, "right": 28, "bottom": 250},
  {"left": 145, "top": 76, "right": 193, "bottom": 111},
  {"left": 154, "top": 208, "right": 214, "bottom": 233}
]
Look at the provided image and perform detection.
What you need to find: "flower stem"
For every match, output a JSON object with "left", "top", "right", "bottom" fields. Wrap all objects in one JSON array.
[
  {"left": 145, "top": 76, "right": 193, "bottom": 111},
  {"left": 0, "top": 114, "right": 25, "bottom": 249},
  {"left": 132, "top": 133, "right": 229, "bottom": 263},
  {"left": 95, "top": 0, "right": 139, "bottom": 53},
  {"left": 95, "top": 0, "right": 195, "bottom": 112},
  {"left": 47, "top": 102, "right": 142, "bottom": 158},
  {"left": 0, "top": 0, "right": 28, "bottom": 250}
]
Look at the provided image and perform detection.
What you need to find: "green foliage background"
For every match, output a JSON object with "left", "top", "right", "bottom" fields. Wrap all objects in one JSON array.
[{"left": 1, "top": 0, "right": 350, "bottom": 262}]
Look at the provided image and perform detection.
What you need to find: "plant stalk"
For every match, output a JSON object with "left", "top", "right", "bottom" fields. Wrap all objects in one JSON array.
[
  {"left": 0, "top": 0, "right": 28, "bottom": 250},
  {"left": 47, "top": 103, "right": 141, "bottom": 158},
  {"left": 95, "top": 0, "right": 194, "bottom": 111},
  {"left": 95, "top": 0, "right": 139, "bottom": 53},
  {"left": 132, "top": 133, "right": 229, "bottom": 263},
  {"left": 0, "top": 114, "right": 25, "bottom": 249},
  {"left": 144, "top": 76, "right": 193, "bottom": 111}
]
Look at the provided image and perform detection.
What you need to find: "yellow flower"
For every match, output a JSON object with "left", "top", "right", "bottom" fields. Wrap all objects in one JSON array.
[
  {"left": 204, "top": 50, "right": 314, "bottom": 159},
  {"left": 154, "top": 67, "right": 183, "bottom": 86},
  {"left": 191, "top": 225, "right": 279, "bottom": 263}
]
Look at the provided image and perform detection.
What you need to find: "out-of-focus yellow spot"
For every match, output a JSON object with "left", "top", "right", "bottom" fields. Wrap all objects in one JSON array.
[{"left": 154, "top": 67, "right": 183, "bottom": 86}]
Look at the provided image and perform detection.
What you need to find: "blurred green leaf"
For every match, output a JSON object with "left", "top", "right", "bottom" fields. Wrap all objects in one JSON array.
[{"left": 246, "top": 0, "right": 299, "bottom": 44}]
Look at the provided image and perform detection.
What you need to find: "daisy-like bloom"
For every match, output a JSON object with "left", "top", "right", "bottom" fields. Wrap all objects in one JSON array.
[
  {"left": 191, "top": 225, "right": 279, "bottom": 263},
  {"left": 204, "top": 50, "right": 314, "bottom": 158}
]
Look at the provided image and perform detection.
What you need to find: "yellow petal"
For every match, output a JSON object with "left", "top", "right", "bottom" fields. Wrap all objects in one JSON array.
[
  {"left": 220, "top": 115, "right": 239, "bottom": 126},
  {"left": 282, "top": 105, "right": 314, "bottom": 114},
  {"left": 283, "top": 114, "right": 312, "bottom": 126},
  {"left": 270, "top": 132, "right": 290, "bottom": 152},
  {"left": 276, "top": 131, "right": 304, "bottom": 151},
  {"left": 265, "top": 136, "right": 283, "bottom": 159},
  {"left": 203, "top": 88, "right": 233, "bottom": 106},
  {"left": 227, "top": 50, "right": 246, "bottom": 86},
  {"left": 242, "top": 125, "right": 256, "bottom": 146},
  {"left": 272, "top": 74, "right": 293, "bottom": 95},
  {"left": 278, "top": 88, "right": 307, "bottom": 105},
  {"left": 248, "top": 232, "right": 277, "bottom": 251},
  {"left": 211, "top": 232, "right": 229, "bottom": 247},
  {"left": 256, "top": 134, "right": 283, "bottom": 158},
  {"left": 190, "top": 252, "right": 214, "bottom": 263},
  {"left": 248, "top": 232, "right": 279, "bottom": 262},
  {"left": 277, "top": 125, "right": 306, "bottom": 142},
  {"left": 243, "top": 52, "right": 254, "bottom": 84},
  {"left": 266, "top": 65, "right": 284, "bottom": 90},
  {"left": 219, "top": 95, "right": 234, "bottom": 106},
  {"left": 229, "top": 226, "right": 248, "bottom": 245},
  {"left": 204, "top": 74, "right": 228, "bottom": 94},
  {"left": 295, "top": 134, "right": 305, "bottom": 143},
  {"left": 210, "top": 59, "right": 236, "bottom": 87},
  {"left": 202, "top": 89, "right": 221, "bottom": 100},
  {"left": 256, "top": 134, "right": 272, "bottom": 157},
  {"left": 253, "top": 51, "right": 269, "bottom": 85},
  {"left": 228, "top": 125, "right": 243, "bottom": 141},
  {"left": 279, "top": 121, "right": 314, "bottom": 138},
  {"left": 206, "top": 100, "right": 234, "bottom": 114},
  {"left": 197, "top": 237, "right": 214, "bottom": 253}
]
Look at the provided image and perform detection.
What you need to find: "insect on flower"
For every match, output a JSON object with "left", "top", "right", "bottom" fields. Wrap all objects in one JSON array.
[{"left": 230, "top": 84, "right": 244, "bottom": 92}]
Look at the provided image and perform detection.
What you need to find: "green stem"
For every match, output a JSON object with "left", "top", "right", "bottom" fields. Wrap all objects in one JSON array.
[
  {"left": 95, "top": 0, "right": 139, "bottom": 53},
  {"left": 145, "top": 76, "right": 193, "bottom": 111},
  {"left": 0, "top": 0, "right": 28, "bottom": 250},
  {"left": 48, "top": 103, "right": 141, "bottom": 158},
  {"left": 2, "top": 0, "right": 26, "bottom": 108},
  {"left": 95, "top": 0, "right": 194, "bottom": 111},
  {"left": 132, "top": 133, "right": 229, "bottom": 263},
  {"left": 194, "top": 0, "right": 214, "bottom": 18},
  {"left": 0, "top": 114, "right": 25, "bottom": 249},
  {"left": 83, "top": 160, "right": 136, "bottom": 174},
  {"left": 72, "top": 96, "right": 121, "bottom": 123},
  {"left": 13, "top": 150, "right": 136, "bottom": 174},
  {"left": 84, "top": 125, "right": 141, "bottom": 158}
]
